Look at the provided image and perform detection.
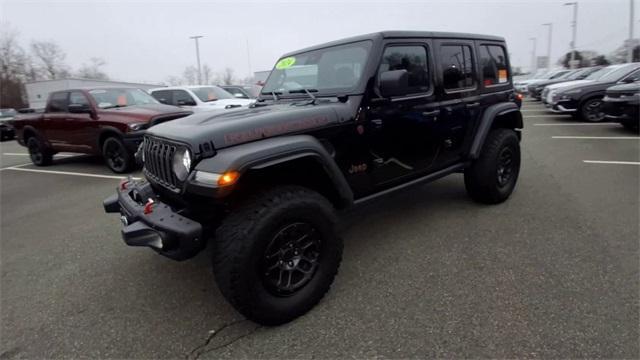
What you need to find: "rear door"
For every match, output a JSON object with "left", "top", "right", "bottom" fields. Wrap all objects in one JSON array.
[
  {"left": 433, "top": 40, "right": 480, "bottom": 165},
  {"left": 43, "top": 91, "right": 70, "bottom": 148},
  {"left": 66, "top": 91, "right": 96, "bottom": 151}
]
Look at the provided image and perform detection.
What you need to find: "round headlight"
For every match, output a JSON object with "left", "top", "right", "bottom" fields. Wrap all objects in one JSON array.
[{"left": 172, "top": 148, "right": 192, "bottom": 181}]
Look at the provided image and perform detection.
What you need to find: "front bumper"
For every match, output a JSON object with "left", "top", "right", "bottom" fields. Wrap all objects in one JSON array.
[
  {"left": 548, "top": 100, "right": 578, "bottom": 113},
  {"left": 603, "top": 99, "right": 639, "bottom": 125},
  {"left": 103, "top": 179, "right": 204, "bottom": 260}
]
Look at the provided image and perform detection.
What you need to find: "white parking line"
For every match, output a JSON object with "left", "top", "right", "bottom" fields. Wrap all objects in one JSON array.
[
  {"left": 552, "top": 136, "right": 640, "bottom": 140},
  {"left": 1, "top": 167, "right": 141, "bottom": 180},
  {"left": 533, "top": 123, "right": 617, "bottom": 126},
  {"left": 0, "top": 162, "right": 32, "bottom": 170},
  {"left": 3, "top": 153, "right": 75, "bottom": 157},
  {"left": 583, "top": 160, "right": 640, "bottom": 165}
]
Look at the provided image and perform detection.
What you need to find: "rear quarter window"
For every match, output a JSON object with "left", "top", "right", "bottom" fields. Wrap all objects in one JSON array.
[
  {"left": 478, "top": 44, "right": 509, "bottom": 87},
  {"left": 48, "top": 92, "right": 69, "bottom": 112}
]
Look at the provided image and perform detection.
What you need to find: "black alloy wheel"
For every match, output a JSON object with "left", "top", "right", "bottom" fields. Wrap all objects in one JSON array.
[
  {"left": 582, "top": 98, "right": 606, "bottom": 122},
  {"left": 261, "top": 222, "right": 322, "bottom": 296},
  {"left": 102, "top": 137, "right": 131, "bottom": 173}
]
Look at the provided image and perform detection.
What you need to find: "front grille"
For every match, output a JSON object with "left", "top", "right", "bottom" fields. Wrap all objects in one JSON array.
[{"left": 142, "top": 136, "right": 182, "bottom": 191}]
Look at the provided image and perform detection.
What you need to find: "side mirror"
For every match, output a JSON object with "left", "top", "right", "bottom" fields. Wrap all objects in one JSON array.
[
  {"left": 157, "top": 98, "right": 170, "bottom": 105},
  {"left": 177, "top": 99, "right": 196, "bottom": 106},
  {"left": 68, "top": 104, "right": 92, "bottom": 114},
  {"left": 622, "top": 77, "right": 636, "bottom": 84},
  {"left": 379, "top": 70, "right": 410, "bottom": 98}
]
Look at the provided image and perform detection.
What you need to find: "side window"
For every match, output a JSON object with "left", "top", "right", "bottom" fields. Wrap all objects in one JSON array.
[
  {"left": 69, "top": 91, "right": 90, "bottom": 107},
  {"left": 48, "top": 92, "right": 69, "bottom": 112},
  {"left": 440, "top": 44, "right": 475, "bottom": 91},
  {"left": 623, "top": 70, "right": 640, "bottom": 82},
  {"left": 151, "top": 90, "right": 173, "bottom": 105},
  {"left": 478, "top": 45, "right": 509, "bottom": 86},
  {"left": 379, "top": 45, "right": 430, "bottom": 94},
  {"left": 173, "top": 90, "right": 195, "bottom": 105}
]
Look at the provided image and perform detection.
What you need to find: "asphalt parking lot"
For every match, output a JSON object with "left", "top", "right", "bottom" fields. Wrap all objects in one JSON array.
[{"left": 1, "top": 99, "right": 638, "bottom": 359}]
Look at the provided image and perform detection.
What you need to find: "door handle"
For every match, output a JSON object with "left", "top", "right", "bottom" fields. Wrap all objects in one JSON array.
[
  {"left": 422, "top": 109, "right": 440, "bottom": 116},
  {"left": 466, "top": 102, "right": 480, "bottom": 108}
]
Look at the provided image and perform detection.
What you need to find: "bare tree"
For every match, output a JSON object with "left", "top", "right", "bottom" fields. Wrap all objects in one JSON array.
[
  {"left": 30, "top": 40, "right": 69, "bottom": 79},
  {"left": 202, "top": 64, "right": 212, "bottom": 84},
  {"left": 76, "top": 57, "right": 109, "bottom": 80},
  {"left": 0, "top": 25, "right": 28, "bottom": 108},
  {"left": 164, "top": 76, "right": 183, "bottom": 86},
  {"left": 221, "top": 67, "right": 235, "bottom": 85},
  {"left": 183, "top": 65, "right": 197, "bottom": 85}
]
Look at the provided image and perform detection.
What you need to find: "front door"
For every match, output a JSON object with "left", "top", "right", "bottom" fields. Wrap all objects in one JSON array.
[{"left": 364, "top": 41, "right": 442, "bottom": 190}]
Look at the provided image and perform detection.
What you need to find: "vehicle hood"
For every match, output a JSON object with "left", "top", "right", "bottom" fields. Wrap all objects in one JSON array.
[
  {"left": 100, "top": 104, "right": 191, "bottom": 120},
  {"left": 191, "top": 98, "right": 255, "bottom": 112},
  {"left": 555, "top": 80, "right": 614, "bottom": 94},
  {"left": 148, "top": 100, "right": 347, "bottom": 152},
  {"left": 531, "top": 78, "right": 574, "bottom": 88},
  {"left": 606, "top": 82, "right": 640, "bottom": 94},
  {"left": 514, "top": 79, "right": 542, "bottom": 85},
  {"left": 546, "top": 80, "right": 593, "bottom": 91}
]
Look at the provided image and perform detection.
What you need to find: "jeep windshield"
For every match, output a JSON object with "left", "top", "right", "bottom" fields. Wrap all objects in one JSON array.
[
  {"left": 89, "top": 88, "right": 159, "bottom": 109},
  {"left": 261, "top": 40, "right": 372, "bottom": 97}
]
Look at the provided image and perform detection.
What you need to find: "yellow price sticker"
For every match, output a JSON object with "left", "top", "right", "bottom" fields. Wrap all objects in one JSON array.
[{"left": 275, "top": 57, "right": 296, "bottom": 69}]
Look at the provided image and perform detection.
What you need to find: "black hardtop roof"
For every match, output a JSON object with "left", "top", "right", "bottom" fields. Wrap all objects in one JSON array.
[{"left": 281, "top": 30, "right": 505, "bottom": 57}]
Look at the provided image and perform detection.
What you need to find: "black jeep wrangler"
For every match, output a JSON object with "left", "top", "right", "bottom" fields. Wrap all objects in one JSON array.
[{"left": 104, "top": 31, "right": 523, "bottom": 325}]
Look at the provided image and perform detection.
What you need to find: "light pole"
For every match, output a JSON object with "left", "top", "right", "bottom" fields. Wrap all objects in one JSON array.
[
  {"left": 189, "top": 35, "right": 203, "bottom": 84},
  {"left": 564, "top": 2, "right": 578, "bottom": 68},
  {"left": 529, "top": 37, "right": 537, "bottom": 73},
  {"left": 629, "top": 0, "right": 635, "bottom": 63},
  {"left": 542, "top": 23, "right": 553, "bottom": 71}
]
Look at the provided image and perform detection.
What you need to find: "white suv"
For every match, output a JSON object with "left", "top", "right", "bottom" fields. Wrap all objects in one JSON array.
[{"left": 149, "top": 85, "right": 254, "bottom": 112}]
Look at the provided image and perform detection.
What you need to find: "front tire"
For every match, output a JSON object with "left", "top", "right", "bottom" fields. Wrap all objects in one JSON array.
[
  {"left": 580, "top": 97, "right": 606, "bottom": 122},
  {"left": 102, "top": 137, "right": 133, "bottom": 173},
  {"left": 464, "top": 128, "right": 521, "bottom": 204},
  {"left": 213, "top": 186, "right": 342, "bottom": 325},
  {"left": 27, "top": 137, "right": 53, "bottom": 166}
]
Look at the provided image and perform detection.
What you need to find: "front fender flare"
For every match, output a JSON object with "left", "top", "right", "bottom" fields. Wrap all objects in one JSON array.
[{"left": 194, "top": 135, "right": 354, "bottom": 206}]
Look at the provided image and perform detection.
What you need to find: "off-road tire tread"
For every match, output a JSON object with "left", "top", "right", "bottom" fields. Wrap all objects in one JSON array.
[
  {"left": 464, "top": 128, "right": 520, "bottom": 204},
  {"left": 213, "top": 185, "right": 341, "bottom": 325}
]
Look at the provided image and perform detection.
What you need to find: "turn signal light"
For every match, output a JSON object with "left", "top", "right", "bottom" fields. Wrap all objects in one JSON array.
[
  {"left": 516, "top": 93, "right": 524, "bottom": 100},
  {"left": 217, "top": 171, "right": 239, "bottom": 187}
]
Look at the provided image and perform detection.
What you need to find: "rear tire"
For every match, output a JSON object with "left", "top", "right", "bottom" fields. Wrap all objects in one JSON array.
[
  {"left": 27, "top": 137, "right": 53, "bottom": 166},
  {"left": 213, "top": 186, "right": 342, "bottom": 325},
  {"left": 102, "top": 137, "right": 133, "bottom": 173},
  {"left": 464, "top": 129, "right": 521, "bottom": 204}
]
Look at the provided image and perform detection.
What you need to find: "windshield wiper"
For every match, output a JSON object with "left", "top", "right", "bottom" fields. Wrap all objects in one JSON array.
[
  {"left": 288, "top": 88, "right": 318, "bottom": 104},
  {"left": 260, "top": 91, "right": 282, "bottom": 101}
]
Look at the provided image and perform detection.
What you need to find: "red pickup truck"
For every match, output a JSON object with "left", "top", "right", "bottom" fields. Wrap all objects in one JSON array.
[{"left": 12, "top": 87, "right": 192, "bottom": 173}]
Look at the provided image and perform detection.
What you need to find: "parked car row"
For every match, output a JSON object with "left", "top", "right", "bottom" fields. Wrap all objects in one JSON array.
[
  {"left": 5, "top": 84, "right": 260, "bottom": 170},
  {"left": 520, "top": 63, "right": 639, "bottom": 131}
]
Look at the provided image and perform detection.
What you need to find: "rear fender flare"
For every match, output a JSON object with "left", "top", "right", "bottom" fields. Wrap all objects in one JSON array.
[{"left": 468, "top": 102, "right": 523, "bottom": 159}]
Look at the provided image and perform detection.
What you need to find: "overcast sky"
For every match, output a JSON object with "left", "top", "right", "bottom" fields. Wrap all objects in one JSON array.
[{"left": 1, "top": 0, "right": 636, "bottom": 84}]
